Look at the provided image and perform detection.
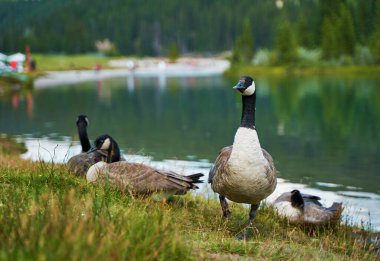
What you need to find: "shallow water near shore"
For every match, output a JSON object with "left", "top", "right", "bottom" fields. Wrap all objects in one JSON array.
[{"left": 1, "top": 74, "right": 379, "bottom": 230}]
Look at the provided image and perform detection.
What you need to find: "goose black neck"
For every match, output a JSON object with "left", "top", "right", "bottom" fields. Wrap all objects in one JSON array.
[
  {"left": 78, "top": 123, "right": 91, "bottom": 152},
  {"left": 240, "top": 93, "right": 256, "bottom": 129},
  {"left": 108, "top": 141, "right": 121, "bottom": 163}
]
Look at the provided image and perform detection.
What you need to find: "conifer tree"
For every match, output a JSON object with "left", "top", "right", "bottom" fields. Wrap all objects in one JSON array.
[
  {"left": 370, "top": 0, "right": 380, "bottom": 63},
  {"left": 321, "top": 17, "right": 339, "bottom": 59},
  {"left": 232, "top": 18, "right": 254, "bottom": 64},
  {"left": 275, "top": 20, "right": 298, "bottom": 64},
  {"left": 339, "top": 4, "right": 356, "bottom": 56},
  {"left": 168, "top": 42, "right": 179, "bottom": 63},
  {"left": 296, "top": 15, "right": 312, "bottom": 48}
]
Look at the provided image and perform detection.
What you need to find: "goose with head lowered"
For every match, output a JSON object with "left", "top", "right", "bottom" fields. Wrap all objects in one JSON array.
[
  {"left": 86, "top": 139, "right": 204, "bottom": 198},
  {"left": 208, "top": 76, "right": 277, "bottom": 239},
  {"left": 273, "top": 190, "right": 343, "bottom": 224},
  {"left": 67, "top": 131, "right": 122, "bottom": 177}
]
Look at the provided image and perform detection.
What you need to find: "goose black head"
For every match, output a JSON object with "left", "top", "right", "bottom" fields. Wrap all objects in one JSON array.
[
  {"left": 89, "top": 134, "right": 121, "bottom": 163},
  {"left": 76, "top": 115, "right": 89, "bottom": 127},
  {"left": 290, "top": 190, "right": 305, "bottom": 210},
  {"left": 94, "top": 134, "right": 113, "bottom": 150},
  {"left": 233, "top": 76, "right": 255, "bottom": 96}
]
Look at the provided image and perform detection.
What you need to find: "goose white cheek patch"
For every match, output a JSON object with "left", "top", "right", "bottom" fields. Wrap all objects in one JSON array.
[
  {"left": 100, "top": 138, "right": 111, "bottom": 150},
  {"left": 242, "top": 82, "right": 256, "bottom": 96}
]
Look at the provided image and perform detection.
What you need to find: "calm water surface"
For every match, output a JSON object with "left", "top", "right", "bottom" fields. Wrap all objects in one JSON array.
[{"left": 0, "top": 74, "right": 379, "bottom": 230}]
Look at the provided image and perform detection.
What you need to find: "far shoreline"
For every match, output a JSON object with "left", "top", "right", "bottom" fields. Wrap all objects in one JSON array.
[{"left": 33, "top": 57, "right": 230, "bottom": 88}]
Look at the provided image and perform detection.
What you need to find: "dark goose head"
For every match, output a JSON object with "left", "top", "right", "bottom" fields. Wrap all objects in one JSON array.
[
  {"left": 290, "top": 189, "right": 305, "bottom": 210},
  {"left": 233, "top": 76, "right": 256, "bottom": 129},
  {"left": 88, "top": 134, "right": 121, "bottom": 163}
]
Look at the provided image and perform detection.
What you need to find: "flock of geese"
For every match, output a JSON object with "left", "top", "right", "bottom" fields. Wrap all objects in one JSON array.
[{"left": 67, "top": 76, "right": 343, "bottom": 239}]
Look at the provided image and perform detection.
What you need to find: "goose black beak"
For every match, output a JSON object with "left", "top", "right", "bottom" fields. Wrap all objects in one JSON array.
[
  {"left": 233, "top": 81, "right": 245, "bottom": 92},
  {"left": 87, "top": 147, "right": 97, "bottom": 154}
]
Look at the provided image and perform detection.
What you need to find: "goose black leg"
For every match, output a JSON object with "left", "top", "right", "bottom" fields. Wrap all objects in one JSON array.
[
  {"left": 219, "top": 195, "right": 231, "bottom": 218},
  {"left": 236, "top": 203, "right": 260, "bottom": 240}
]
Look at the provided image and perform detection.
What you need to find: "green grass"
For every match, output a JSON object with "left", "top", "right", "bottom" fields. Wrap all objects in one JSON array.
[
  {"left": 225, "top": 64, "right": 380, "bottom": 77},
  {"left": 32, "top": 54, "right": 120, "bottom": 71},
  {"left": 0, "top": 135, "right": 27, "bottom": 155},
  {"left": 0, "top": 150, "right": 378, "bottom": 260}
]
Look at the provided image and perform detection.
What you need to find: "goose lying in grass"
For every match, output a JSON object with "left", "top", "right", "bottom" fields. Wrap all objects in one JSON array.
[
  {"left": 68, "top": 134, "right": 122, "bottom": 177},
  {"left": 273, "top": 190, "right": 343, "bottom": 224},
  {"left": 86, "top": 139, "right": 204, "bottom": 198},
  {"left": 208, "top": 76, "right": 277, "bottom": 239},
  {"left": 67, "top": 115, "right": 122, "bottom": 176}
]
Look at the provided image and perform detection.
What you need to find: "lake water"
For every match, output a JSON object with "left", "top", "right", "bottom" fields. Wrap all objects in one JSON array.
[{"left": 0, "top": 74, "right": 379, "bottom": 230}]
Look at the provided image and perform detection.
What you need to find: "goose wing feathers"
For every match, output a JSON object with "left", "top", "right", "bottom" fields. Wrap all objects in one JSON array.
[
  {"left": 303, "top": 202, "right": 343, "bottom": 224},
  {"left": 261, "top": 148, "right": 276, "bottom": 186},
  {"left": 68, "top": 152, "right": 104, "bottom": 177},
  {"left": 274, "top": 192, "right": 322, "bottom": 206},
  {"left": 97, "top": 162, "right": 202, "bottom": 195},
  {"left": 208, "top": 146, "right": 232, "bottom": 184}
]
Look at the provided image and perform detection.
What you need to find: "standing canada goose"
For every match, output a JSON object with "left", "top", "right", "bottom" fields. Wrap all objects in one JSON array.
[
  {"left": 76, "top": 115, "right": 91, "bottom": 152},
  {"left": 208, "top": 76, "right": 277, "bottom": 239},
  {"left": 67, "top": 134, "right": 122, "bottom": 177},
  {"left": 86, "top": 138, "right": 204, "bottom": 198},
  {"left": 273, "top": 190, "right": 343, "bottom": 224}
]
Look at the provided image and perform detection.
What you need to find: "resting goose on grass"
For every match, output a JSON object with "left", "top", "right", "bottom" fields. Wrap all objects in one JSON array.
[
  {"left": 273, "top": 190, "right": 343, "bottom": 224},
  {"left": 208, "top": 76, "right": 277, "bottom": 239},
  {"left": 86, "top": 139, "right": 204, "bottom": 198},
  {"left": 67, "top": 117, "right": 122, "bottom": 176}
]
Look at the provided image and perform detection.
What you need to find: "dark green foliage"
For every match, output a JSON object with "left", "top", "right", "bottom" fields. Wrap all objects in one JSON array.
[
  {"left": 370, "top": 0, "right": 380, "bottom": 63},
  {"left": 320, "top": 2, "right": 357, "bottom": 60},
  {"left": 232, "top": 18, "right": 254, "bottom": 64},
  {"left": 0, "top": 0, "right": 377, "bottom": 62},
  {"left": 321, "top": 17, "right": 340, "bottom": 59},
  {"left": 296, "top": 15, "right": 313, "bottom": 48},
  {"left": 0, "top": 0, "right": 317, "bottom": 55},
  {"left": 168, "top": 42, "right": 179, "bottom": 63},
  {"left": 339, "top": 4, "right": 356, "bottom": 56},
  {"left": 275, "top": 20, "right": 298, "bottom": 64}
]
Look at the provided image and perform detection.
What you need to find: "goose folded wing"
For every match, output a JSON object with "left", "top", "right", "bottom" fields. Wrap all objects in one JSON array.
[
  {"left": 98, "top": 162, "right": 197, "bottom": 195},
  {"left": 301, "top": 193, "right": 322, "bottom": 206},
  {"left": 208, "top": 146, "right": 232, "bottom": 184},
  {"left": 261, "top": 148, "right": 277, "bottom": 185}
]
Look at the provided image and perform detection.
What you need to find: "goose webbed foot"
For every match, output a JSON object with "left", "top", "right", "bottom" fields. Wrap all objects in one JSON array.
[
  {"left": 235, "top": 203, "right": 260, "bottom": 241},
  {"left": 219, "top": 195, "right": 231, "bottom": 218}
]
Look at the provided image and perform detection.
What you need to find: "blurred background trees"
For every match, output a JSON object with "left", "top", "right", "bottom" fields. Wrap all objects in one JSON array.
[{"left": 0, "top": 0, "right": 378, "bottom": 65}]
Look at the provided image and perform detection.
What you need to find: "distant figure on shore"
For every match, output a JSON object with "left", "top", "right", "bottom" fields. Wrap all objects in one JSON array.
[
  {"left": 95, "top": 63, "right": 102, "bottom": 73},
  {"left": 30, "top": 60, "right": 36, "bottom": 71},
  {"left": 127, "top": 60, "right": 136, "bottom": 71}
]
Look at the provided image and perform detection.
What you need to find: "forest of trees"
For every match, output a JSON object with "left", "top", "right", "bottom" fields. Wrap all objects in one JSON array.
[{"left": 0, "top": 0, "right": 379, "bottom": 64}]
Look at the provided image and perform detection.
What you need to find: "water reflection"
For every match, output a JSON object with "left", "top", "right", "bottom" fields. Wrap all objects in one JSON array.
[
  {"left": 1, "top": 88, "right": 34, "bottom": 119},
  {"left": 0, "top": 74, "right": 379, "bottom": 230}
]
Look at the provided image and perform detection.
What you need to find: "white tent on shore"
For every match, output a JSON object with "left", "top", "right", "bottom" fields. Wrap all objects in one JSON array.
[
  {"left": 0, "top": 53, "right": 7, "bottom": 62},
  {"left": 8, "top": 53, "right": 25, "bottom": 62}
]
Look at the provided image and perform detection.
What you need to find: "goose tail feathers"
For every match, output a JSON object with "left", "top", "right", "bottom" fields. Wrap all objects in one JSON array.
[
  {"left": 186, "top": 173, "right": 204, "bottom": 184},
  {"left": 174, "top": 173, "right": 204, "bottom": 195},
  {"left": 327, "top": 202, "right": 343, "bottom": 216}
]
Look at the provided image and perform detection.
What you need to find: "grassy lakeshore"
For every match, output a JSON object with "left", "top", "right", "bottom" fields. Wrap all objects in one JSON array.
[
  {"left": 0, "top": 139, "right": 378, "bottom": 260},
  {"left": 32, "top": 54, "right": 117, "bottom": 71},
  {"left": 26, "top": 54, "right": 380, "bottom": 77},
  {"left": 225, "top": 64, "right": 380, "bottom": 78}
]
